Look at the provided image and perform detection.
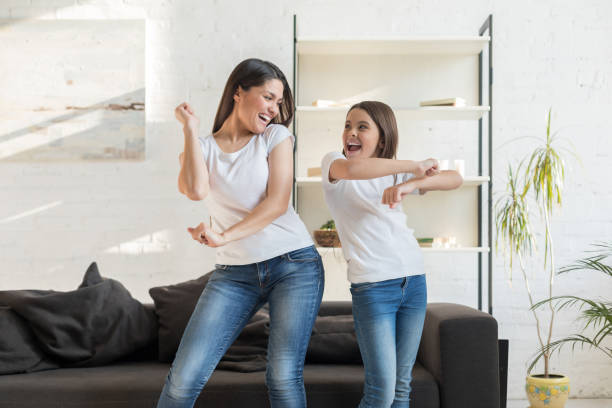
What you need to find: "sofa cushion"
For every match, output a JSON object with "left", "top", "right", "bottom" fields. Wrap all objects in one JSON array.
[
  {"left": 148, "top": 271, "right": 213, "bottom": 362},
  {"left": 148, "top": 271, "right": 272, "bottom": 370},
  {"left": 0, "top": 360, "right": 439, "bottom": 408},
  {"left": 306, "top": 315, "right": 361, "bottom": 364},
  {"left": 0, "top": 262, "right": 158, "bottom": 368},
  {"left": 0, "top": 306, "right": 59, "bottom": 374}
]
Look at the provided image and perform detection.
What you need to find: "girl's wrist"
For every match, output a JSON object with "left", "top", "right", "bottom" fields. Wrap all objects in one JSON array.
[
  {"left": 404, "top": 160, "right": 419, "bottom": 174},
  {"left": 404, "top": 179, "right": 419, "bottom": 191}
]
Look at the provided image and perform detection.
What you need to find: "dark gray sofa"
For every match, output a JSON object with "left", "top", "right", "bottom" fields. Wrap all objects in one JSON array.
[{"left": 0, "top": 301, "right": 500, "bottom": 408}]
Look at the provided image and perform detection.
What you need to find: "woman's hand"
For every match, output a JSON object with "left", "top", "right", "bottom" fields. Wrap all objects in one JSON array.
[
  {"left": 174, "top": 102, "right": 200, "bottom": 130},
  {"left": 179, "top": 152, "right": 184, "bottom": 166},
  {"left": 414, "top": 158, "right": 439, "bottom": 177},
  {"left": 187, "top": 222, "right": 227, "bottom": 248},
  {"left": 382, "top": 181, "right": 419, "bottom": 209}
]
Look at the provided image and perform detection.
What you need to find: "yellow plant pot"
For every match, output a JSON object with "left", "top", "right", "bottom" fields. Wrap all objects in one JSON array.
[{"left": 525, "top": 374, "right": 569, "bottom": 408}]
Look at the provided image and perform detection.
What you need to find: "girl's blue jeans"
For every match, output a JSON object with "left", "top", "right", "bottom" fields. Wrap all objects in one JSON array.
[{"left": 351, "top": 274, "right": 427, "bottom": 408}]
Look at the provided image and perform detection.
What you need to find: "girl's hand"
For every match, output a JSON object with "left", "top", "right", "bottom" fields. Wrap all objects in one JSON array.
[
  {"left": 382, "top": 182, "right": 418, "bottom": 209},
  {"left": 415, "top": 158, "right": 439, "bottom": 177},
  {"left": 179, "top": 152, "right": 184, "bottom": 166},
  {"left": 174, "top": 102, "right": 200, "bottom": 130},
  {"left": 187, "top": 222, "right": 227, "bottom": 248}
]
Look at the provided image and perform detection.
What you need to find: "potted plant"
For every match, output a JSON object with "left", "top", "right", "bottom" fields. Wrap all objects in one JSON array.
[
  {"left": 495, "top": 108, "right": 577, "bottom": 408},
  {"left": 528, "top": 242, "right": 611, "bottom": 391},
  {"left": 313, "top": 219, "right": 341, "bottom": 248}
]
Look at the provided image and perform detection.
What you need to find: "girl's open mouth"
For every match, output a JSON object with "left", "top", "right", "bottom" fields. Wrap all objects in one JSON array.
[{"left": 347, "top": 141, "right": 362, "bottom": 152}]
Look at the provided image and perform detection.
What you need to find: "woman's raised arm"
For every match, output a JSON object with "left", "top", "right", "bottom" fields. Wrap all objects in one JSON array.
[{"left": 175, "top": 103, "right": 210, "bottom": 201}]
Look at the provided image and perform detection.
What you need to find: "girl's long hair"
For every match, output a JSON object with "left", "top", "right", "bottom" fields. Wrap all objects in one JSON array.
[
  {"left": 347, "top": 101, "right": 398, "bottom": 159},
  {"left": 347, "top": 101, "right": 400, "bottom": 184}
]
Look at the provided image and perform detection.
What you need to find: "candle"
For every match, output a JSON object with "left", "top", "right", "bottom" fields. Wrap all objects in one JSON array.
[{"left": 453, "top": 160, "right": 465, "bottom": 177}]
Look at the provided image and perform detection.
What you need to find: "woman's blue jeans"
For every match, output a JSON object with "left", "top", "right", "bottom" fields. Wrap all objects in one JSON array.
[
  {"left": 350, "top": 274, "right": 427, "bottom": 408},
  {"left": 156, "top": 245, "right": 324, "bottom": 408}
]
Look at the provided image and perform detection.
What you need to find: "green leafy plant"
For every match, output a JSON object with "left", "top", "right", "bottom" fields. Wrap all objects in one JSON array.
[
  {"left": 527, "top": 242, "right": 612, "bottom": 372},
  {"left": 495, "top": 108, "right": 578, "bottom": 377},
  {"left": 320, "top": 219, "right": 336, "bottom": 230}
]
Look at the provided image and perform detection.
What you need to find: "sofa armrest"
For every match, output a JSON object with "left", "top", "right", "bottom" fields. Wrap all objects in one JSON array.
[{"left": 418, "top": 303, "right": 500, "bottom": 408}]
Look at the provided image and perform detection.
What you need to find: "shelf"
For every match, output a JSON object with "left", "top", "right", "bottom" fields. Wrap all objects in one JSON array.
[
  {"left": 297, "top": 36, "right": 490, "bottom": 55},
  {"left": 296, "top": 106, "right": 490, "bottom": 120},
  {"left": 297, "top": 176, "right": 490, "bottom": 187},
  {"left": 316, "top": 246, "right": 490, "bottom": 255},
  {"left": 421, "top": 247, "right": 490, "bottom": 253}
]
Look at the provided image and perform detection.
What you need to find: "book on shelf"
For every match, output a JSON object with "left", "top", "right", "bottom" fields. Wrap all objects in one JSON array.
[
  {"left": 312, "top": 99, "right": 351, "bottom": 108},
  {"left": 419, "top": 97, "right": 466, "bottom": 107},
  {"left": 307, "top": 167, "right": 322, "bottom": 177}
]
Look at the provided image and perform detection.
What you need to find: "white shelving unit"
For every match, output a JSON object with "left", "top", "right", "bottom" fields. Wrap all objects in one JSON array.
[
  {"left": 297, "top": 36, "right": 490, "bottom": 55},
  {"left": 292, "top": 16, "right": 493, "bottom": 312},
  {"left": 296, "top": 106, "right": 490, "bottom": 121},
  {"left": 297, "top": 176, "right": 490, "bottom": 186},
  {"left": 316, "top": 246, "right": 490, "bottom": 255}
]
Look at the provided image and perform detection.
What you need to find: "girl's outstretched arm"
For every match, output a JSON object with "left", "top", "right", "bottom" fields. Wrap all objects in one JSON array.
[
  {"left": 382, "top": 170, "right": 464, "bottom": 208},
  {"left": 329, "top": 157, "right": 438, "bottom": 182},
  {"left": 411, "top": 170, "right": 463, "bottom": 192}
]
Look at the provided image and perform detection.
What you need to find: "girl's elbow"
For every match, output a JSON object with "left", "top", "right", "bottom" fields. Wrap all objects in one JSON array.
[{"left": 445, "top": 170, "right": 463, "bottom": 189}]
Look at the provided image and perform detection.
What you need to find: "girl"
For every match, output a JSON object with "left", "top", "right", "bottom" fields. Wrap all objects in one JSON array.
[
  {"left": 321, "top": 101, "right": 463, "bottom": 408},
  {"left": 157, "top": 58, "right": 324, "bottom": 408}
]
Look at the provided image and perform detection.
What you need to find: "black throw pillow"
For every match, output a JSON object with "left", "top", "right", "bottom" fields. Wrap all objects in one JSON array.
[
  {"left": 149, "top": 271, "right": 213, "bottom": 362},
  {"left": 0, "top": 262, "right": 158, "bottom": 367},
  {"left": 306, "top": 315, "right": 362, "bottom": 364},
  {"left": 0, "top": 306, "right": 59, "bottom": 374}
]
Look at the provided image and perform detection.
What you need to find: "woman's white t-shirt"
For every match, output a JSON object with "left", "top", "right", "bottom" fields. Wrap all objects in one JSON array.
[
  {"left": 321, "top": 151, "right": 425, "bottom": 284},
  {"left": 197, "top": 124, "right": 313, "bottom": 265}
]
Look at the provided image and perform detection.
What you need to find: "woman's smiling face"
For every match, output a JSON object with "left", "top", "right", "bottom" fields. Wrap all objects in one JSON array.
[
  {"left": 235, "top": 79, "right": 284, "bottom": 134},
  {"left": 343, "top": 108, "right": 382, "bottom": 159}
]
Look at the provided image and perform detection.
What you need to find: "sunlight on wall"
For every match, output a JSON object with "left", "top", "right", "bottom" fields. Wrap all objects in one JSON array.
[
  {"left": 0, "top": 200, "right": 63, "bottom": 223},
  {"left": 104, "top": 229, "right": 172, "bottom": 255}
]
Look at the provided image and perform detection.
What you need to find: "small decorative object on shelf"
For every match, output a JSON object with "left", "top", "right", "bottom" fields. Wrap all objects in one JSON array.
[
  {"left": 311, "top": 99, "right": 350, "bottom": 108},
  {"left": 435, "top": 158, "right": 465, "bottom": 176},
  {"left": 417, "top": 238, "right": 433, "bottom": 248},
  {"left": 453, "top": 159, "right": 465, "bottom": 177},
  {"left": 432, "top": 236, "right": 461, "bottom": 249},
  {"left": 313, "top": 219, "right": 341, "bottom": 248},
  {"left": 419, "top": 97, "right": 466, "bottom": 107}
]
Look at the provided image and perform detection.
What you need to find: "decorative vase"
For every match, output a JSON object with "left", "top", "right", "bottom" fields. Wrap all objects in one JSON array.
[
  {"left": 313, "top": 229, "right": 341, "bottom": 247},
  {"left": 525, "top": 374, "right": 569, "bottom": 408}
]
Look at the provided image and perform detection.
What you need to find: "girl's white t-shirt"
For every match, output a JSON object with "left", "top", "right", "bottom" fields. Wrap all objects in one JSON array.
[
  {"left": 321, "top": 151, "right": 425, "bottom": 284},
  {"left": 197, "top": 124, "right": 313, "bottom": 265}
]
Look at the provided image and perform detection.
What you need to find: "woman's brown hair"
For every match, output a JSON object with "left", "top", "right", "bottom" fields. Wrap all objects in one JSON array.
[
  {"left": 347, "top": 101, "right": 398, "bottom": 159},
  {"left": 212, "top": 58, "right": 294, "bottom": 133}
]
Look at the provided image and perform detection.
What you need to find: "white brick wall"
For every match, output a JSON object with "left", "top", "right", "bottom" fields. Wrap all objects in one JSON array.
[{"left": 1, "top": 0, "right": 611, "bottom": 399}]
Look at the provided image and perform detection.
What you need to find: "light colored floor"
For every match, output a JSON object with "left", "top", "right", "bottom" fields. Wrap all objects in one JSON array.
[{"left": 507, "top": 399, "right": 612, "bottom": 408}]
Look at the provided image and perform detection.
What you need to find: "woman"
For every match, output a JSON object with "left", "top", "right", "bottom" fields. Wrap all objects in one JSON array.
[{"left": 157, "top": 58, "right": 324, "bottom": 408}]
